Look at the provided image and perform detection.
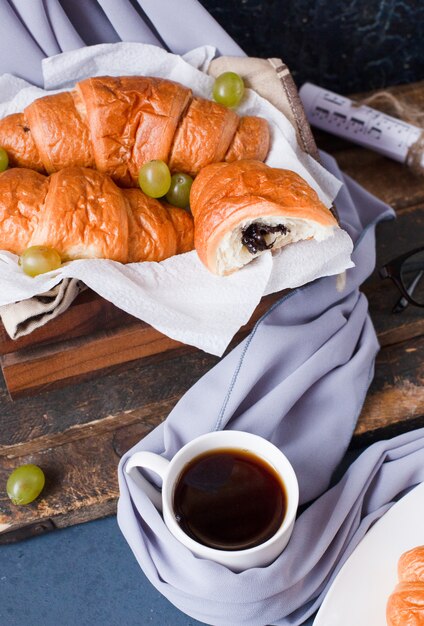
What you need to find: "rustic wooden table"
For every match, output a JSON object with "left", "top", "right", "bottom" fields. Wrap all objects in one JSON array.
[{"left": 0, "top": 81, "right": 423, "bottom": 544}]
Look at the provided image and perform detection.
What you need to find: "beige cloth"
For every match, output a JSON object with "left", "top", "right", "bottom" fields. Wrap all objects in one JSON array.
[
  {"left": 0, "top": 57, "right": 318, "bottom": 341},
  {"left": 0, "top": 278, "right": 85, "bottom": 339}
]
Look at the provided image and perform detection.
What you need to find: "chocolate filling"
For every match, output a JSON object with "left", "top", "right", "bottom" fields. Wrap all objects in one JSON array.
[{"left": 241, "top": 223, "right": 289, "bottom": 255}]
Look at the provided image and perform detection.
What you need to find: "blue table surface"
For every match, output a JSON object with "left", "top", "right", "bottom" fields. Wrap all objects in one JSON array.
[
  {"left": 0, "top": 514, "right": 205, "bottom": 626},
  {"left": 0, "top": 513, "right": 315, "bottom": 626}
]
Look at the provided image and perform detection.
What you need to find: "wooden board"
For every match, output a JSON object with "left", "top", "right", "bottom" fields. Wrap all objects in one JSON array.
[
  {"left": 0, "top": 80, "right": 423, "bottom": 543},
  {"left": 0, "top": 292, "right": 282, "bottom": 398}
]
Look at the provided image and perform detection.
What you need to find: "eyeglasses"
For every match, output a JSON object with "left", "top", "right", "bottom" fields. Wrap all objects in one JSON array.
[{"left": 379, "top": 247, "right": 424, "bottom": 313}]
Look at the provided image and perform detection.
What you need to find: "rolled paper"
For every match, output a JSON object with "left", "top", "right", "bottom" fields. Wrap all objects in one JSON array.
[{"left": 300, "top": 82, "right": 424, "bottom": 171}]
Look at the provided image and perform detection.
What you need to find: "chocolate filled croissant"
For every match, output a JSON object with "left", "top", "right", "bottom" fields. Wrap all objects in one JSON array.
[
  {"left": 0, "top": 76, "right": 270, "bottom": 187},
  {"left": 386, "top": 546, "right": 424, "bottom": 625},
  {"left": 190, "top": 159, "right": 338, "bottom": 275},
  {"left": 0, "top": 167, "right": 193, "bottom": 263}
]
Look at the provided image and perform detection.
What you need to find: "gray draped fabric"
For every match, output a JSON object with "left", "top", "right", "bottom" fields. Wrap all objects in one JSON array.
[{"left": 3, "top": 0, "right": 243, "bottom": 85}]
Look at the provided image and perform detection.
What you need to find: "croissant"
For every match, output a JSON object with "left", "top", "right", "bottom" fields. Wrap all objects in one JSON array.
[
  {"left": 0, "top": 76, "right": 270, "bottom": 187},
  {"left": 386, "top": 546, "right": 424, "bottom": 625},
  {"left": 190, "top": 159, "right": 338, "bottom": 275},
  {"left": 0, "top": 167, "right": 193, "bottom": 263}
]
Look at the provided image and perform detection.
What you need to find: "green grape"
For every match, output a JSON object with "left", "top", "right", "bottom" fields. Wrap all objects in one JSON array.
[
  {"left": 7, "top": 464, "right": 45, "bottom": 505},
  {"left": 212, "top": 72, "right": 245, "bottom": 108},
  {"left": 0, "top": 147, "right": 8, "bottom": 172},
  {"left": 138, "top": 160, "right": 171, "bottom": 198},
  {"left": 165, "top": 173, "right": 193, "bottom": 209},
  {"left": 20, "top": 246, "right": 61, "bottom": 277}
]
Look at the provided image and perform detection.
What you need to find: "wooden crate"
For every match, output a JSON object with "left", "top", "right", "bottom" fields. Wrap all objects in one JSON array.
[{"left": 0, "top": 58, "right": 319, "bottom": 399}]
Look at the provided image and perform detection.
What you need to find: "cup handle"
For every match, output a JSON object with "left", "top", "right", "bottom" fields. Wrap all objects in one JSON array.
[{"left": 125, "top": 451, "right": 170, "bottom": 511}]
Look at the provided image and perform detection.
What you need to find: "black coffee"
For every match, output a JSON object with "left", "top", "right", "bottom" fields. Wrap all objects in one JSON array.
[{"left": 173, "top": 448, "right": 287, "bottom": 551}]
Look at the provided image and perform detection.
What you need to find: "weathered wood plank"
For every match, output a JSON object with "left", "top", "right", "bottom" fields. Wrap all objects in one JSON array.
[
  {"left": 0, "top": 428, "right": 123, "bottom": 541},
  {"left": 0, "top": 406, "right": 163, "bottom": 542},
  {"left": 332, "top": 149, "right": 424, "bottom": 211},
  {"left": 354, "top": 335, "right": 424, "bottom": 446},
  {"left": 1, "top": 322, "right": 185, "bottom": 398},
  {"left": 0, "top": 406, "right": 162, "bottom": 541},
  {"left": 313, "top": 131, "right": 424, "bottom": 211},
  {"left": 0, "top": 349, "right": 218, "bottom": 447},
  {"left": 0, "top": 398, "right": 175, "bottom": 459},
  {"left": 0, "top": 292, "right": 282, "bottom": 399}
]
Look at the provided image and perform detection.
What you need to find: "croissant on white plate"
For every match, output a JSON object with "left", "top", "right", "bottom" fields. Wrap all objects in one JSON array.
[
  {"left": 0, "top": 75, "right": 270, "bottom": 187},
  {"left": 386, "top": 545, "right": 424, "bottom": 625},
  {"left": 0, "top": 167, "right": 193, "bottom": 263}
]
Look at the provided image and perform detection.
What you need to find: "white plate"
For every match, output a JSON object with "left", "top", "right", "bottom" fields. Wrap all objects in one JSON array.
[{"left": 313, "top": 481, "right": 424, "bottom": 626}]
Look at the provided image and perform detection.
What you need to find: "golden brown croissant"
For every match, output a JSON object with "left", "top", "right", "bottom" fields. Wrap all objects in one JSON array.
[
  {"left": 190, "top": 159, "right": 338, "bottom": 275},
  {"left": 0, "top": 76, "right": 270, "bottom": 187},
  {"left": 0, "top": 167, "right": 193, "bottom": 263},
  {"left": 386, "top": 546, "right": 424, "bottom": 625}
]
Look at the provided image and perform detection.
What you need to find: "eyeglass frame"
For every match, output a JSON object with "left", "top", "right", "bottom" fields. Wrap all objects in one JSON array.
[{"left": 379, "top": 246, "right": 424, "bottom": 312}]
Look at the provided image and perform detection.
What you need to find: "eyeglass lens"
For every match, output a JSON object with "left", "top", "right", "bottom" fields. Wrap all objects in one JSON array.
[{"left": 400, "top": 250, "right": 424, "bottom": 306}]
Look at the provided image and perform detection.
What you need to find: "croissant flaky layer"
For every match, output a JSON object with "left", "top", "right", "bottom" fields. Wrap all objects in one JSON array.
[
  {"left": 387, "top": 546, "right": 424, "bottom": 626},
  {"left": 190, "top": 160, "right": 338, "bottom": 275},
  {"left": 0, "top": 167, "right": 193, "bottom": 263},
  {"left": 0, "top": 76, "right": 270, "bottom": 187}
]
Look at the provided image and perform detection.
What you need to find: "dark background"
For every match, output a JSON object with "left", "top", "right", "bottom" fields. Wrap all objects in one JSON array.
[{"left": 200, "top": 0, "right": 424, "bottom": 93}]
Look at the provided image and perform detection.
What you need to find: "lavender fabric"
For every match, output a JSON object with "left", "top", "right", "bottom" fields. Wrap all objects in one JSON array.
[
  {"left": 116, "top": 155, "right": 405, "bottom": 626},
  {"left": 1, "top": 0, "right": 243, "bottom": 85}
]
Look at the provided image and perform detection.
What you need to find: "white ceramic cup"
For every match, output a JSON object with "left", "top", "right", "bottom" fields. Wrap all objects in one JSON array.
[{"left": 125, "top": 430, "right": 299, "bottom": 572}]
